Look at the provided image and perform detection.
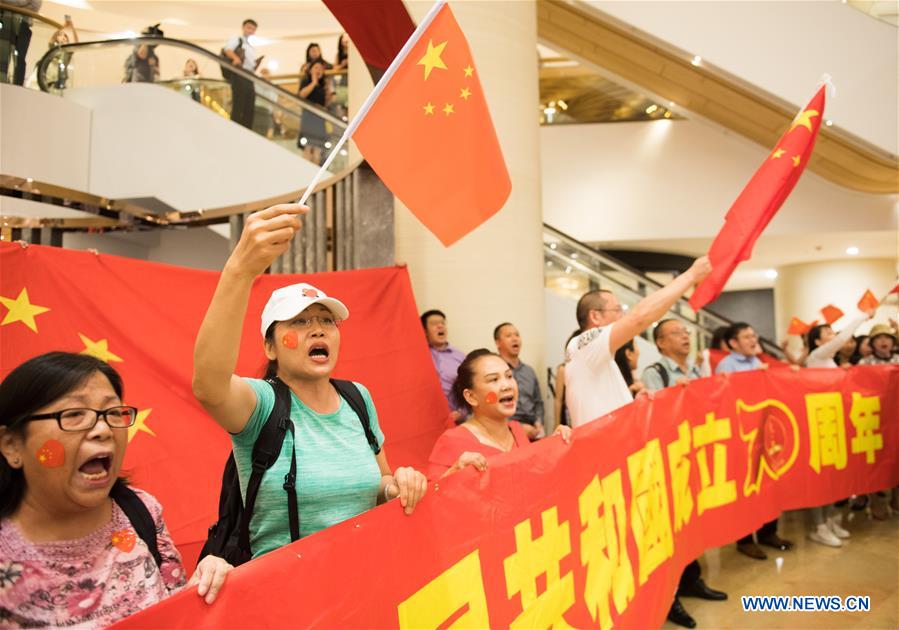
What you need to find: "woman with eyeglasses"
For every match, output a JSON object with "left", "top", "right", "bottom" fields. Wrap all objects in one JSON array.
[
  {"left": 0, "top": 352, "right": 232, "bottom": 627},
  {"left": 192, "top": 203, "right": 427, "bottom": 561}
]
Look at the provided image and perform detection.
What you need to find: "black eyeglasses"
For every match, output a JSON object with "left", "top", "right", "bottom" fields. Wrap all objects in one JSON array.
[{"left": 20, "top": 406, "right": 139, "bottom": 432}]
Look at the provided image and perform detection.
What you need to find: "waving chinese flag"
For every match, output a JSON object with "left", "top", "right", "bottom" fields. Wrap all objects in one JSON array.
[
  {"left": 690, "top": 85, "right": 826, "bottom": 310},
  {"left": 820, "top": 304, "right": 844, "bottom": 325},
  {"left": 857, "top": 289, "right": 879, "bottom": 312},
  {"left": 787, "top": 316, "right": 813, "bottom": 336},
  {"left": 351, "top": 2, "right": 511, "bottom": 246}
]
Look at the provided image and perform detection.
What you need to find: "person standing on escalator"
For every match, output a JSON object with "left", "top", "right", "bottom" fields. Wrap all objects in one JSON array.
[{"left": 222, "top": 19, "right": 259, "bottom": 129}]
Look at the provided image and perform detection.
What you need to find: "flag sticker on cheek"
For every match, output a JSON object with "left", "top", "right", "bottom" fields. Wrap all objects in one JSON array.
[
  {"left": 485, "top": 391, "right": 498, "bottom": 404},
  {"left": 36, "top": 439, "right": 65, "bottom": 468},
  {"left": 282, "top": 331, "right": 298, "bottom": 349}
]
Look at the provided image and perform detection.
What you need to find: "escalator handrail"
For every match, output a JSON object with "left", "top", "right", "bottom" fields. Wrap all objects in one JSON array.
[
  {"left": 0, "top": 2, "right": 63, "bottom": 30},
  {"left": 34, "top": 36, "right": 348, "bottom": 129},
  {"left": 542, "top": 222, "right": 785, "bottom": 357}
]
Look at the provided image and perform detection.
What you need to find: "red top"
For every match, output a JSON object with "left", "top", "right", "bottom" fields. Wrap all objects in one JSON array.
[{"left": 427, "top": 421, "right": 531, "bottom": 480}]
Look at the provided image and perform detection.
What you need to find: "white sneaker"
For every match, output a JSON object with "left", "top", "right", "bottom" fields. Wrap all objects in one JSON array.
[
  {"left": 827, "top": 515, "right": 850, "bottom": 539},
  {"left": 809, "top": 523, "right": 842, "bottom": 547}
]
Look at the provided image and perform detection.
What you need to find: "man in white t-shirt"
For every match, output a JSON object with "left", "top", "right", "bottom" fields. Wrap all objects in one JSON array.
[
  {"left": 565, "top": 256, "right": 712, "bottom": 427},
  {"left": 223, "top": 19, "right": 259, "bottom": 129}
]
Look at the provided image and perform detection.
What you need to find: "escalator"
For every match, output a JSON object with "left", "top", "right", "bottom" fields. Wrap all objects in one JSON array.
[{"left": 32, "top": 34, "right": 349, "bottom": 172}]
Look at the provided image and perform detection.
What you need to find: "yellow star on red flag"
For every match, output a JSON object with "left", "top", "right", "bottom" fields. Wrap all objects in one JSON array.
[
  {"left": 442, "top": 103, "right": 454, "bottom": 116},
  {"left": 789, "top": 109, "right": 819, "bottom": 133},
  {"left": 78, "top": 333, "right": 124, "bottom": 363},
  {"left": 460, "top": 87, "right": 471, "bottom": 101},
  {"left": 0, "top": 288, "right": 50, "bottom": 333},
  {"left": 463, "top": 64, "right": 473, "bottom": 78},
  {"left": 792, "top": 155, "right": 801, "bottom": 167},
  {"left": 417, "top": 39, "right": 447, "bottom": 80},
  {"left": 128, "top": 408, "right": 156, "bottom": 443},
  {"left": 423, "top": 102, "right": 435, "bottom": 116},
  {"left": 771, "top": 148, "right": 785, "bottom": 159}
]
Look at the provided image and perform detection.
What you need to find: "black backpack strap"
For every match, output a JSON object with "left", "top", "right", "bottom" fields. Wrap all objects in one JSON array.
[
  {"left": 110, "top": 482, "right": 163, "bottom": 568},
  {"left": 650, "top": 362, "right": 670, "bottom": 388},
  {"left": 237, "top": 377, "right": 299, "bottom": 552},
  {"left": 331, "top": 379, "right": 380, "bottom": 454}
]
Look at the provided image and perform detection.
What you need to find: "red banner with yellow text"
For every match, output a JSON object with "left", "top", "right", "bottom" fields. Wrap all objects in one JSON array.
[
  {"left": 0, "top": 242, "right": 449, "bottom": 571},
  {"left": 117, "top": 365, "right": 899, "bottom": 629}
]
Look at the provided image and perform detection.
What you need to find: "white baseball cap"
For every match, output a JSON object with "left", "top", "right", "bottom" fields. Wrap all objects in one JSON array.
[{"left": 260, "top": 283, "right": 349, "bottom": 338}]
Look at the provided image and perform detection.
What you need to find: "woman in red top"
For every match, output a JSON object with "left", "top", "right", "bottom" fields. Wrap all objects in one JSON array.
[{"left": 427, "top": 349, "right": 571, "bottom": 480}]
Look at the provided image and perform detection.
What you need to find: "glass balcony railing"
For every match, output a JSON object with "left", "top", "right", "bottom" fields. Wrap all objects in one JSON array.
[{"left": 15, "top": 29, "right": 348, "bottom": 171}]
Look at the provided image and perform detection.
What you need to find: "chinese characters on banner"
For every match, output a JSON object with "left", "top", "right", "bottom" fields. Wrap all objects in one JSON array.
[{"left": 117, "top": 366, "right": 898, "bottom": 629}]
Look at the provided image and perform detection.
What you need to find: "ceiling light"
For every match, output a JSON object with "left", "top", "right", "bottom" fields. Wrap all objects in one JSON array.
[
  {"left": 570, "top": 252, "right": 578, "bottom": 259},
  {"left": 267, "top": 59, "right": 279, "bottom": 72},
  {"left": 549, "top": 242, "right": 557, "bottom": 250},
  {"left": 663, "top": 111, "right": 672, "bottom": 119},
  {"left": 691, "top": 55, "right": 702, "bottom": 66},
  {"left": 565, "top": 266, "right": 572, "bottom": 274},
  {"left": 645, "top": 104, "right": 658, "bottom": 114},
  {"left": 668, "top": 101, "right": 675, "bottom": 107},
  {"left": 557, "top": 99, "right": 568, "bottom": 110},
  {"left": 546, "top": 260, "right": 553, "bottom": 267},
  {"left": 846, "top": 246, "right": 859, "bottom": 256},
  {"left": 765, "top": 269, "right": 778, "bottom": 279},
  {"left": 825, "top": 119, "right": 833, "bottom": 127},
  {"left": 543, "top": 106, "right": 557, "bottom": 115}
]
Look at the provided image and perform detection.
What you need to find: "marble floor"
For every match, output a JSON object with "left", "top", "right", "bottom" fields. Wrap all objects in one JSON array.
[{"left": 663, "top": 508, "right": 899, "bottom": 629}]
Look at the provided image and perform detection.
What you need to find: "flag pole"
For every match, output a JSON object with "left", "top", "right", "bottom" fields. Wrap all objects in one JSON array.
[{"left": 298, "top": 0, "right": 447, "bottom": 205}]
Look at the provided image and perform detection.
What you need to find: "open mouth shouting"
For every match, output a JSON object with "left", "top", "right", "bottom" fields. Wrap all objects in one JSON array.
[
  {"left": 77, "top": 452, "right": 114, "bottom": 485},
  {"left": 498, "top": 392, "right": 516, "bottom": 408},
  {"left": 308, "top": 342, "right": 331, "bottom": 364}
]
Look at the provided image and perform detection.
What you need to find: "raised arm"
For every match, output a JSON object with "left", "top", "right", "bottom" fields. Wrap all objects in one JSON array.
[
  {"left": 806, "top": 312, "right": 872, "bottom": 365},
  {"left": 192, "top": 204, "right": 306, "bottom": 433},
  {"left": 609, "top": 256, "right": 712, "bottom": 353}
]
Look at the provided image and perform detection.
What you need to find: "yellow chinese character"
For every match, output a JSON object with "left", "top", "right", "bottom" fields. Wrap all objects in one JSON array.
[
  {"left": 849, "top": 392, "right": 883, "bottom": 464},
  {"left": 626, "top": 439, "right": 673, "bottom": 585},
  {"left": 578, "top": 470, "right": 635, "bottom": 630},
  {"left": 805, "top": 392, "right": 848, "bottom": 473},
  {"left": 397, "top": 550, "right": 490, "bottom": 629},
  {"left": 666, "top": 421, "right": 694, "bottom": 531},
  {"left": 503, "top": 507, "right": 575, "bottom": 629},
  {"left": 693, "top": 412, "right": 737, "bottom": 514}
]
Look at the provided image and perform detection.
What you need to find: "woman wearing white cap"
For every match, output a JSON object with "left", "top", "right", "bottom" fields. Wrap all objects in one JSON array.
[{"left": 193, "top": 204, "right": 427, "bottom": 560}]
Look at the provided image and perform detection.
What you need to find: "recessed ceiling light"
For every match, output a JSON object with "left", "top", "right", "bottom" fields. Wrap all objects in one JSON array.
[
  {"left": 691, "top": 55, "right": 702, "bottom": 66},
  {"left": 846, "top": 246, "right": 859, "bottom": 256},
  {"left": 825, "top": 119, "right": 833, "bottom": 127},
  {"left": 645, "top": 104, "right": 658, "bottom": 114},
  {"left": 765, "top": 269, "right": 778, "bottom": 279}
]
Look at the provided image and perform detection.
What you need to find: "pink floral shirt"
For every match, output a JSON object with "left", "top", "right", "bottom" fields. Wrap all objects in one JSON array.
[{"left": 0, "top": 489, "right": 186, "bottom": 628}]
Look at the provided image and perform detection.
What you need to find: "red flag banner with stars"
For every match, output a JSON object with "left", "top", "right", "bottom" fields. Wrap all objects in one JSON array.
[
  {"left": 689, "top": 86, "right": 826, "bottom": 310},
  {"left": 352, "top": 2, "right": 511, "bottom": 246},
  {"left": 857, "top": 289, "right": 879, "bottom": 312},
  {"left": 0, "top": 242, "right": 449, "bottom": 572}
]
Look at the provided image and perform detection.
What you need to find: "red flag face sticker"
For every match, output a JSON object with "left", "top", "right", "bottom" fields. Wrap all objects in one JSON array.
[
  {"left": 35, "top": 439, "right": 65, "bottom": 468},
  {"left": 301, "top": 288, "right": 319, "bottom": 298},
  {"left": 282, "top": 331, "right": 298, "bottom": 349},
  {"left": 485, "top": 391, "right": 498, "bottom": 405},
  {"left": 111, "top": 529, "right": 137, "bottom": 553}
]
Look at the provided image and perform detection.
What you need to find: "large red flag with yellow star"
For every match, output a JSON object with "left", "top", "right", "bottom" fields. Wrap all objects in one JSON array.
[
  {"left": 351, "top": 2, "right": 511, "bottom": 246},
  {"left": 689, "top": 86, "right": 826, "bottom": 310},
  {"left": 0, "top": 242, "right": 449, "bottom": 572}
]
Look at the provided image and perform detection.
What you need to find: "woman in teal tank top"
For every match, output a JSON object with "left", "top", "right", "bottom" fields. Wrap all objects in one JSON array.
[{"left": 192, "top": 203, "right": 428, "bottom": 559}]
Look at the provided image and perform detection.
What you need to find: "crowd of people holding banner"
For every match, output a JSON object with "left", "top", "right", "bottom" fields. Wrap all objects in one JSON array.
[{"left": 1, "top": 202, "right": 897, "bottom": 627}]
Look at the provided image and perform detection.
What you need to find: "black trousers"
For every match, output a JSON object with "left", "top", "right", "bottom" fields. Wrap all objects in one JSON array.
[
  {"left": 229, "top": 74, "right": 255, "bottom": 129},
  {"left": 0, "top": 15, "right": 32, "bottom": 85},
  {"left": 737, "top": 518, "right": 778, "bottom": 545},
  {"left": 678, "top": 559, "right": 701, "bottom": 590}
]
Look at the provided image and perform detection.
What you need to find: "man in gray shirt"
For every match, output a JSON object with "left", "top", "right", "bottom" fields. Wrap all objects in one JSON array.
[
  {"left": 643, "top": 319, "right": 727, "bottom": 629},
  {"left": 495, "top": 322, "right": 543, "bottom": 440}
]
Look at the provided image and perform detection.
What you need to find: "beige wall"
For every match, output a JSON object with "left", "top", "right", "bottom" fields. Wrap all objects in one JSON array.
[
  {"left": 774, "top": 258, "right": 899, "bottom": 343},
  {"left": 396, "top": 1, "right": 546, "bottom": 376}
]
